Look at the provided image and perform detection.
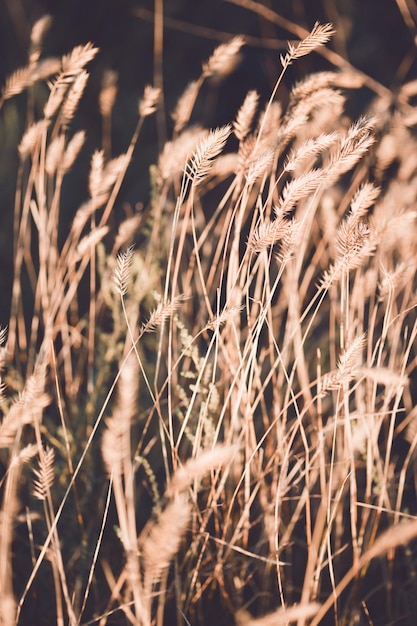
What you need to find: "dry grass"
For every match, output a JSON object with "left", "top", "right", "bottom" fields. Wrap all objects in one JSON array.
[{"left": 1, "top": 10, "right": 417, "bottom": 626}]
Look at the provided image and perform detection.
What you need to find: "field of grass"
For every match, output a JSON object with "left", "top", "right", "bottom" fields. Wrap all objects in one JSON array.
[{"left": 1, "top": 4, "right": 417, "bottom": 625}]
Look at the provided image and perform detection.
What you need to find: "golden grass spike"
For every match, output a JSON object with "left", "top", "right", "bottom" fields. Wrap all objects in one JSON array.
[
  {"left": 33, "top": 447, "right": 55, "bottom": 501},
  {"left": 141, "top": 294, "right": 189, "bottom": 334},
  {"left": 233, "top": 90, "right": 260, "bottom": 142},
  {"left": 30, "top": 15, "right": 52, "bottom": 64},
  {"left": 61, "top": 42, "right": 99, "bottom": 76},
  {"left": 172, "top": 80, "right": 202, "bottom": 134},
  {"left": 1, "top": 66, "right": 34, "bottom": 101},
  {"left": 46, "top": 135, "right": 66, "bottom": 176},
  {"left": 140, "top": 494, "right": 190, "bottom": 587},
  {"left": 276, "top": 168, "right": 327, "bottom": 213},
  {"left": 18, "top": 120, "right": 49, "bottom": 159},
  {"left": 202, "top": 36, "right": 245, "bottom": 80},
  {"left": 62, "top": 130, "right": 86, "bottom": 172},
  {"left": 185, "top": 125, "right": 231, "bottom": 186},
  {"left": 285, "top": 131, "right": 339, "bottom": 172},
  {"left": 281, "top": 22, "right": 335, "bottom": 68},
  {"left": 139, "top": 84, "right": 160, "bottom": 117},
  {"left": 166, "top": 444, "right": 237, "bottom": 495},
  {"left": 61, "top": 70, "right": 89, "bottom": 128},
  {"left": 112, "top": 246, "right": 135, "bottom": 297}
]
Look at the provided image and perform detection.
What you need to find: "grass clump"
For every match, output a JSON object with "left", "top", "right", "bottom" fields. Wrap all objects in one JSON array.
[{"left": 1, "top": 11, "right": 417, "bottom": 626}]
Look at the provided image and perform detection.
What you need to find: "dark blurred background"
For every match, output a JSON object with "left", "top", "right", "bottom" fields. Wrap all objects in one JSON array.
[{"left": 0, "top": 0, "right": 416, "bottom": 328}]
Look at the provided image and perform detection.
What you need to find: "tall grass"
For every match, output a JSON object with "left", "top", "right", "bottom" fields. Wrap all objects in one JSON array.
[{"left": 1, "top": 11, "right": 417, "bottom": 626}]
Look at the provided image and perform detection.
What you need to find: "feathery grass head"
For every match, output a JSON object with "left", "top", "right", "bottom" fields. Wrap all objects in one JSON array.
[
  {"left": 202, "top": 36, "right": 245, "bottom": 80},
  {"left": 112, "top": 246, "right": 135, "bottom": 297},
  {"left": 233, "top": 90, "right": 260, "bottom": 142},
  {"left": 139, "top": 84, "right": 160, "bottom": 117},
  {"left": 185, "top": 125, "right": 231, "bottom": 186},
  {"left": 280, "top": 22, "right": 335, "bottom": 68},
  {"left": 32, "top": 447, "right": 55, "bottom": 501}
]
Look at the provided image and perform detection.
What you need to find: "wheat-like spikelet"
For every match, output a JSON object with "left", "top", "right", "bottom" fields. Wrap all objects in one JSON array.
[
  {"left": 30, "top": 14, "right": 52, "bottom": 47},
  {"left": 61, "top": 42, "right": 99, "bottom": 77},
  {"left": 0, "top": 348, "right": 50, "bottom": 446},
  {"left": 101, "top": 356, "right": 139, "bottom": 476},
  {"left": 101, "top": 414, "right": 131, "bottom": 476},
  {"left": 1, "top": 66, "right": 35, "bottom": 102},
  {"left": 289, "top": 71, "right": 338, "bottom": 104},
  {"left": 60, "top": 70, "right": 89, "bottom": 128},
  {"left": 185, "top": 125, "right": 231, "bottom": 186},
  {"left": 233, "top": 90, "right": 260, "bottom": 142},
  {"left": 99, "top": 69, "right": 118, "bottom": 117},
  {"left": 280, "top": 22, "right": 335, "bottom": 68},
  {"left": 158, "top": 126, "right": 207, "bottom": 182},
  {"left": 327, "top": 116, "right": 375, "bottom": 182},
  {"left": 276, "top": 168, "right": 327, "bottom": 213},
  {"left": 117, "top": 353, "right": 139, "bottom": 422},
  {"left": 256, "top": 101, "right": 282, "bottom": 147},
  {"left": 29, "top": 14, "right": 52, "bottom": 64},
  {"left": 139, "top": 85, "right": 160, "bottom": 117},
  {"left": 0, "top": 401, "right": 25, "bottom": 448},
  {"left": 319, "top": 220, "right": 375, "bottom": 288},
  {"left": 31, "top": 57, "right": 62, "bottom": 82},
  {"left": 248, "top": 217, "right": 290, "bottom": 252},
  {"left": 166, "top": 444, "right": 237, "bottom": 495},
  {"left": 113, "top": 215, "right": 143, "bottom": 251},
  {"left": 206, "top": 306, "right": 244, "bottom": 331},
  {"left": 61, "top": 130, "right": 86, "bottom": 172},
  {"left": 276, "top": 218, "right": 302, "bottom": 263},
  {"left": 350, "top": 182, "right": 380, "bottom": 217},
  {"left": 88, "top": 150, "right": 126, "bottom": 207},
  {"left": 323, "top": 334, "right": 366, "bottom": 390},
  {"left": 370, "top": 198, "right": 417, "bottom": 254},
  {"left": 285, "top": 131, "right": 339, "bottom": 172},
  {"left": 281, "top": 88, "right": 345, "bottom": 145},
  {"left": 375, "top": 125, "right": 402, "bottom": 176},
  {"left": 245, "top": 150, "right": 274, "bottom": 185},
  {"left": 360, "top": 366, "right": 409, "bottom": 390},
  {"left": 32, "top": 447, "right": 55, "bottom": 501},
  {"left": 172, "top": 80, "right": 202, "bottom": 134},
  {"left": 13, "top": 444, "right": 39, "bottom": 467},
  {"left": 335, "top": 217, "right": 371, "bottom": 262},
  {"left": 139, "top": 493, "right": 190, "bottom": 587},
  {"left": 45, "top": 134, "right": 66, "bottom": 176},
  {"left": 43, "top": 81, "right": 67, "bottom": 120},
  {"left": 18, "top": 120, "right": 49, "bottom": 159},
  {"left": 112, "top": 246, "right": 135, "bottom": 296},
  {"left": 76, "top": 226, "right": 109, "bottom": 259},
  {"left": 68, "top": 202, "right": 95, "bottom": 242},
  {"left": 141, "top": 294, "right": 189, "bottom": 333},
  {"left": 202, "top": 36, "right": 245, "bottom": 80},
  {"left": 88, "top": 150, "right": 104, "bottom": 199}
]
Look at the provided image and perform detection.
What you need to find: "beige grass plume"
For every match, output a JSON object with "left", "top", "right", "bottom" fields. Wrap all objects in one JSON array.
[
  {"left": 171, "top": 80, "right": 202, "bottom": 134},
  {"left": 233, "top": 90, "right": 260, "bottom": 143},
  {"left": 139, "top": 85, "right": 160, "bottom": 117},
  {"left": 280, "top": 22, "right": 335, "bottom": 68},
  {"left": 202, "top": 36, "right": 245, "bottom": 81},
  {"left": 185, "top": 125, "right": 231, "bottom": 186}
]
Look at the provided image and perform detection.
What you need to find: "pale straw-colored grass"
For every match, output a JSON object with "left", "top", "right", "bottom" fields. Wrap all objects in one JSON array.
[{"left": 1, "top": 12, "right": 417, "bottom": 626}]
